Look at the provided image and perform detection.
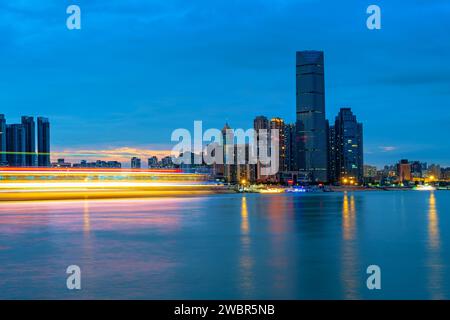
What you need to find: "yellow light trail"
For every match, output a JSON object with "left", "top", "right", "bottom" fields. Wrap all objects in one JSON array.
[{"left": 0, "top": 168, "right": 224, "bottom": 201}]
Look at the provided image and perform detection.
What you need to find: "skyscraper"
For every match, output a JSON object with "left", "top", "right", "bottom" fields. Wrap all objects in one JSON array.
[
  {"left": 0, "top": 114, "right": 6, "bottom": 165},
  {"left": 270, "top": 117, "right": 286, "bottom": 173},
  {"left": 333, "top": 108, "right": 364, "bottom": 184},
  {"left": 6, "top": 124, "right": 26, "bottom": 166},
  {"left": 131, "top": 157, "right": 141, "bottom": 169},
  {"left": 37, "top": 117, "right": 50, "bottom": 167},
  {"left": 148, "top": 156, "right": 159, "bottom": 168},
  {"left": 327, "top": 121, "right": 337, "bottom": 182},
  {"left": 284, "top": 123, "right": 296, "bottom": 171},
  {"left": 296, "top": 50, "right": 328, "bottom": 182},
  {"left": 21, "top": 116, "right": 36, "bottom": 166},
  {"left": 253, "top": 116, "right": 269, "bottom": 182}
]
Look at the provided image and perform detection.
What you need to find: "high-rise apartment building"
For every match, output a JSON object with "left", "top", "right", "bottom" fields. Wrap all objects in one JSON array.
[
  {"left": 0, "top": 114, "right": 6, "bottom": 165},
  {"left": 131, "top": 157, "right": 141, "bottom": 169},
  {"left": 6, "top": 124, "right": 26, "bottom": 166},
  {"left": 37, "top": 117, "right": 50, "bottom": 167},
  {"left": 332, "top": 108, "right": 364, "bottom": 184},
  {"left": 270, "top": 117, "right": 286, "bottom": 174},
  {"left": 21, "top": 116, "right": 36, "bottom": 166}
]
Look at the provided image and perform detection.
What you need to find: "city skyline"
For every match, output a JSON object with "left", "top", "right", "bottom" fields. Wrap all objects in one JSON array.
[{"left": 1, "top": 1, "right": 449, "bottom": 167}]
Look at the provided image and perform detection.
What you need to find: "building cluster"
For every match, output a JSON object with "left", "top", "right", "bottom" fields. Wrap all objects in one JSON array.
[
  {"left": 130, "top": 155, "right": 174, "bottom": 169},
  {"left": 364, "top": 160, "right": 449, "bottom": 185},
  {"left": 199, "top": 51, "right": 365, "bottom": 185},
  {"left": 0, "top": 114, "right": 50, "bottom": 167},
  {"left": 52, "top": 159, "right": 122, "bottom": 168},
  {"left": 3, "top": 52, "right": 446, "bottom": 185}
]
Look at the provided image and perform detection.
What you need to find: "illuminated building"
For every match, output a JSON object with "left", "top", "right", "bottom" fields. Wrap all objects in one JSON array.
[
  {"left": 296, "top": 50, "right": 328, "bottom": 183},
  {"left": 52, "top": 158, "right": 72, "bottom": 168},
  {"left": 37, "top": 117, "right": 50, "bottom": 167},
  {"left": 253, "top": 116, "right": 270, "bottom": 182},
  {"left": 6, "top": 124, "right": 26, "bottom": 167},
  {"left": 0, "top": 114, "right": 6, "bottom": 165},
  {"left": 131, "top": 157, "right": 141, "bottom": 169},
  {"left": 332, "top": 108, "right": 364, "bottom": 184},
  {"left": 270, "top": 117, "right": 286, "bottom": 174},
  {"left": 363, "top": 165, "right": 377, "bottom": 178},
  {"left": 397, "top": 159, "right": 411, "bottom": 182},
  {"left": 284, "top": 123, "right": 296, "bottom": 171},
  {"left": 225, "top": 144, "right": 256, "bottom": 184},
  {"left": 427, "top": 164, "right": 441, "bottom": 180},
  {"left": 21, "top": 116, "right": 36, "bottom": 167},
  {"left": 410, "top": 161, "right": 423, "bottom": 178},
  {"left": 327, "top": 121, "right": 337, "bottom": 182}
]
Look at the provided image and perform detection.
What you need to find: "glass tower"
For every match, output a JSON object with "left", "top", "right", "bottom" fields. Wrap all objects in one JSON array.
[{"left": 296, "top": 50, "right": 328, "bottom": 182}]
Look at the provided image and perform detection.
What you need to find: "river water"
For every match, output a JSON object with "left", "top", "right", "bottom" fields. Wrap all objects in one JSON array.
[{"left": 0, "top": 191, "right": 449, "bottom": 299}]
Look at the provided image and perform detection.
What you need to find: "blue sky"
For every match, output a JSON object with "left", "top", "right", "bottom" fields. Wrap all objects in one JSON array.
[{"left": 0, "top": 0, "right": 449, "bottom": 167}]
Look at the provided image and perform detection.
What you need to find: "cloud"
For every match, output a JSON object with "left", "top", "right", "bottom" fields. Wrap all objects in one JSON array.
[{"left": 379, "top": 146, "right": 396, "bottom": 152}]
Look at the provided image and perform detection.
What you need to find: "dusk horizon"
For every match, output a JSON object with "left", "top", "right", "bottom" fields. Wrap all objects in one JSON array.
[{"left": 1, "top": 0, "right": 449, "bottom": 167}]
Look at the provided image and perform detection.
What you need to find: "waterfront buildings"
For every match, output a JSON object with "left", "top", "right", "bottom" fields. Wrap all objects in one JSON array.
[
  {"left": 131, "top": 157, "right": 141, "bottom": 169},
  {"left": 37, "top": 117, "right": 50, "bottom": 167},
  {"left": 296, "top": 50, "right": 328, "bottom": 182},
  {"left": 21, "top": 116, "right": 36, "bottom": 166},
  {"left": 161, "top": 156, "right": 174, "bottom": 168},
  {"left": 397, "top": 159, "right": 411, "bottom": 182},
  {"left": 364, "top": 165, "right": 377, "bottom": 178},
  {"left": 6, "top": 124, "right": 26, "bottom": 166},
  {"left": 0, "top": 114, "right": 6, "bottom": 165},
  {"left": 270, "top": 117, "right": 286, "bottom": 174},
  {"left": 330, "top": 108, "right": 364, "bottom": 184},
  {"left": 284, "top": 123, "right": 296, "bottom": 172},
  {"left": 253, "top": 116, "right": 270, "bottom": 182},
  {"left": 0, "top": 115, "right": 49, "bottom": 167},
  {"left": 148, "top": 156, "right": 158, "bottom": 168},
  {"left": 52, "top": 158, "right": 72, "bottom": 168},
  {"left": 72, "top": 160, "right": 121, "bottom": 168}
]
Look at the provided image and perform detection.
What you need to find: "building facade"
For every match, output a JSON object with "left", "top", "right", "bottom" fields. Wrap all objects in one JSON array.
[
  {"left": 21, "top": 116, "right": 36, "bottom": 166},
  {"left": 37, "top": 117, "right": 50, "bottom": 167},
  {"left": 332, "top": 108, "right": 364, "bottom": 184},
  {"left": 131, "top": 157, "right": 141, "bottom": 169},
  {"left": 296, "top": 50, "right": 328, "bottom": 182},
  {"left": 253, "top": 116, "right": 270, "bottom": 182},
  {"left": 270, "top": 117, "right": 286, "bottom": 174},
  {"left": 0, "top": 114, "right": 6, "bottom": 165},
  {"left": 6, "top": 124, "right": 26, "bottom": 166},
  {"left": 284, "top": 123, "right": 296, "bottom": 172}
]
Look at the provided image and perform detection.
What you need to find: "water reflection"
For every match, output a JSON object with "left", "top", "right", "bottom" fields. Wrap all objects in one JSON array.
[
  {"left": 83, "top": 200, "right": 91, "bottom": 234},
  {"left": 427, "top": 192, "right": 444, "bottom": 299},
  {"left": 239, "top": 196, "right": 253, "bottom": 296},
  {"left": 341, "top": 192, "right": 359, "bottom": 299},
  {"left": 267, "top": 195, "right": 293, "bottom": 297}
]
